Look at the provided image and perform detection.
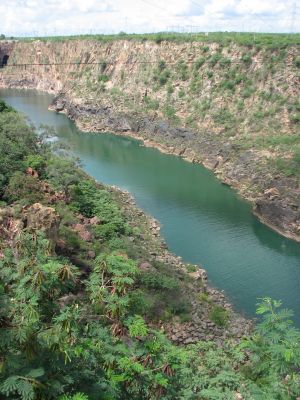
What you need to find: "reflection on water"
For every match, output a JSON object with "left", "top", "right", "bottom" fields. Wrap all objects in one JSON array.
[{"left": 1, "top": 88, "right": 300, "bottom": 325}]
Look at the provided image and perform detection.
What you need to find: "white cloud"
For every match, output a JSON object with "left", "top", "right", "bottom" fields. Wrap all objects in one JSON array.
[{"left": 0, "top": 0, "right": 298, "bottom": 36}]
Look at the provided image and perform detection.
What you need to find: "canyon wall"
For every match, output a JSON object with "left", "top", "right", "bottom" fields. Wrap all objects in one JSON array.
[{"left": 0, "top": 38, "right": 299, "bottom": 241}]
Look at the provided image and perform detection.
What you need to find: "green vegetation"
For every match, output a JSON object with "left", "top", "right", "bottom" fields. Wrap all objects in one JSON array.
[
  {"left": 209, "top": 305, "right": 230, "bottom": 327},
  {"left": 97, "top": 74, "right": 109, "bottom": 83},
  {"left": 144, "top": 96, "right": 160, "bottom": 110},
  {"left": 17, "top": 32, "right": 300, "bottom": 48},
  {"left": 153, "top": 60, "right": 171, "bottom": 87},
  {"left": 0, "top": 101, "right": 300, "bottom": 399}
]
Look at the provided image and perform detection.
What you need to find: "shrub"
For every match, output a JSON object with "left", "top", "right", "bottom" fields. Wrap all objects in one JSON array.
[
  {"left": 98, "top": 74, "right": 109, "bottom": 82},
  {"left": 220, "top": 79, "right": 235, "bottom": 91},
  {"left": 194, "top": 57, "right": 205, "bottom": 70},
  {"left": 167, "top": 83, "right": 174, "bottom": 94},
  {"left": 163, "top": 104, "right": 179, "bottom": 122},
  {"left": 0, "top": 106, "right": 39, "bottom": 195},
  {"left": 0, "top": 99, "right": 14, "bottom": 112},
  {"left": 140, "top": 270, "right": 179, "bottom": 291},
  {"left": 99, "top": 60, "right": 107, "bottom": 73},
  {"left": 294, "top": 56, "right": 300, "bottom": 68},
  {"left": 154, "top": 33, "right": 163, "bottom": 44},
  {"left": 241, "top": 53, "right": 252, "bottom": 64},
  {"left": 219, "top": 57, "right": 231, "bottom": 67},
  {"left": 209, "top": 305, "right": 229, "bottom": 327},
  {"left": 290, "top": 113, "right": 300, "bottom": 124},
  {"left": 178, "top": 88, "right": 185, "bottom": 98},
  {"left": 213, "top": 108, "right": 235, "bottom": 126},
  {"left": 158, "top": 60, "right": 166, "bottom": 71},
  {"left": 199, "top": 293, "right": 212, "bottom": 303},
  {"left": 24, "top": 154, "right": 46, "bottom": 175},
  {"left": 241, "top": 86, "right": 255, "bottom": 98},
  {"left": 189, "top": 76, "right": 202, "bottom": 93},
  {"left": 209, "top": 53, "right": 221, "bottom": 67},
  {"left": 159, "top": 69, "right": 170, "bottom": 85},
  {"left": 4, "top": 172, "right": 44, "bottom": 204},
  {"left": 186, "top": 264, "right": 197, "bottom": 272},
  {"left": 144, "top": 96, "right": 159, "bottom": 110},
  {"left": 153, "top": 68, "right": 170, "bottom": 86},
  {"left": 176, "top": 60, "right": 189, "bottom": 80}
]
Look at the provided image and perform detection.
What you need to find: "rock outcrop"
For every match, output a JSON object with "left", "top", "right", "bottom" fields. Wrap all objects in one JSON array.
[{"left": 22, "top": 203, "right": 60, "bottom": 241}]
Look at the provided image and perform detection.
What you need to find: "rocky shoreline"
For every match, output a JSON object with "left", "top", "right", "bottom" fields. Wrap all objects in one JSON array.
[
  {"left": 0, "top": 171, "right": 253, "bottom": 346},
  {"left": 49, "top": 93, "right": 300, "bottom": 243},
  {"left": 108, "top": 185, "right": 253, "bottom": 345}
]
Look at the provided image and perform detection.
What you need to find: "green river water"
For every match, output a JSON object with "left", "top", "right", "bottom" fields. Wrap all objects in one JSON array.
[{"left": 1, "top": 88, "right": 300, "bottom": 325}]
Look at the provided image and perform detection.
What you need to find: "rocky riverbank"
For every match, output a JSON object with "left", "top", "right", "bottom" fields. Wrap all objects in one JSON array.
[
  {"left": 107, "top": 185, "right": 253, "bottom": 345},
  {"left": 50, "top": 93, "right": 300, "bottom": 243},
  {"left": 0, "top": 169, "right": 253, "bottom": 347}
]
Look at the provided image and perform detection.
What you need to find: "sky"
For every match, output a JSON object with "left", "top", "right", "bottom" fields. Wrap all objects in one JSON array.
[{"left": 1, "top": 0, "right": 299, "bottom": 37}]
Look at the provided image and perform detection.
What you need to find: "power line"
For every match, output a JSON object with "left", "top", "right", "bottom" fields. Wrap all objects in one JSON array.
[{"left": 137, "top": 0, "right": 170, "bottom": 14}]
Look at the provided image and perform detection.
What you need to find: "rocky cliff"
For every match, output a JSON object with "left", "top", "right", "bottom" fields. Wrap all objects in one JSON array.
[{"left": 0, "top": 37, "right": 299, "bottom": 241}]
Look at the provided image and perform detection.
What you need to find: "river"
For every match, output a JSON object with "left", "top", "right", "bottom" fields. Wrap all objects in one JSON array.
[{"left": 1, "top": 88, "right": 300, "bottom": 325}]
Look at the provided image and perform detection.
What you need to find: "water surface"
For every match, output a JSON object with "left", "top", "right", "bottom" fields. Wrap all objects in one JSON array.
[{"left": 1, "top": 88, "right": 300, "bottom": 324}]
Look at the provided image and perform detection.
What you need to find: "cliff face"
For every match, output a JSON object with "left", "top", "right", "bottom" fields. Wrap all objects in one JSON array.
[{"left": 0, "top": 38, "right": 299, "bottom": 241}]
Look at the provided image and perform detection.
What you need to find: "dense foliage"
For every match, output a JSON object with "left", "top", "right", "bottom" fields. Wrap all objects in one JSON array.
[{"left": 0, "top": 101, "right": 300, "bottom": 399}]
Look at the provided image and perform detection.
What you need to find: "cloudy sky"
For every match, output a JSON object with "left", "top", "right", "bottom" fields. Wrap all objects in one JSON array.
[{"left": 1, "top": 0, "right": 299, "bottom": 37}]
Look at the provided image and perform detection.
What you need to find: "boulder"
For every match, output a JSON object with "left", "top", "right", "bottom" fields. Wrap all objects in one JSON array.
[
  {"left": 189, "top": 268, "right": 208, "bottom": 286},
  {"left": 22, "top": 203, "right": 60, "bottom": 240},
  {"left": 73, "top": 223, "right": 93, "bottom": 242},
  {"left": 89, "top": 216, "right": 101, "bottom": 225},
  {"left": 138, "top": 261, "right": 154, "bottom": 272}
]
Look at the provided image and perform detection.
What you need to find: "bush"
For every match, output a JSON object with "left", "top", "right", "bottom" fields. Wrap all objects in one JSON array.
[
  {"left": 194, "top": 57, "right": 205, "bottom": 70},
  {"left": 219, "top": 57, "right": 231, "bottom": 67},
  {"left": 241, "top": 86, "right": 255, "bottom": 98},
  {"left": 144, "top": 96, "right": 159, "bottom": 110},
  {"left": 98, "top": 74, "right": 109, "bottom": 82},
  {"left": 140, "top": 270, "right": 179, "bottom": 291},
  {"left": 178, "top": 88, "right": 185, "bottom": 98},
  {"left": 241, "top": 53, "right": 252, "bottom": 64},
  {"left": 220, "top": 79, "right": 235, "bottom": 91},
  {"left": 153, "top": 68, "right": 170, "bottom": 86},
  {"left": 0, "top": 99, "right": 14, "bottom": 112},
  {"left": 176, "top": 60, "right": 189, "bottom": 80},
  {"left": 158, "top": 60, "right": 166, "bottom": 71},
  {"left": 4, "top": 172, "right": 44, "bottom": 204},
  {"left": 209, "top": 53, "right": 221, "bottom": 67},
  {"left": 0, "top": 106, "right": 39, "bottom": 195},
  {"left": 213, "top": 108, "right": 235, "bottom": 127},
  {"left": 290, "top": 113, "right": 300, "bottom": 124},
  {"left": 209, "top": 305, "right": 229, "bottom": 327},
  {"left": 99, "top": 60, "right": 107, "bottom": 73},
  {"left": 294, "top": 56, "right": 300, "bottom": 68},
  {"left": 163, "top": 104, "right": 179, "bottom": 122},
  {"left": 24, "top": 154, "right": 46, "bottom": 175}
]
